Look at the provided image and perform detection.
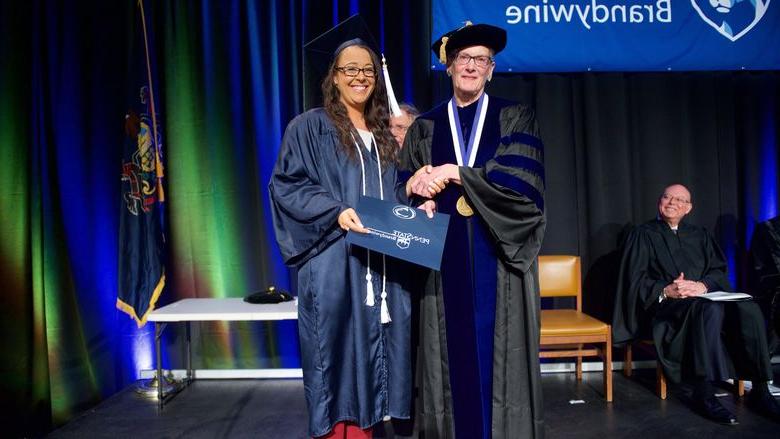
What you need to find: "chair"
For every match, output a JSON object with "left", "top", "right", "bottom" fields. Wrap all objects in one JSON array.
[
  {"left": 623, "top": 340, "right": 745, "bottom": 400},
  {"left": 538, "top": 255, "right": 613, "bottom": 402},
  {"left": 623, "top": 340, "right": 669, "bottom": 399}
]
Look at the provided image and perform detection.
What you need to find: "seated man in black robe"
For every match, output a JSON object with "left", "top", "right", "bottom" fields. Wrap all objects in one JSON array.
[
  {"left": 613, "top": 184, "right": 780, "bottom": 425},
  {"left": 750, "top": 215, "right": 780, "bottom": 354}
]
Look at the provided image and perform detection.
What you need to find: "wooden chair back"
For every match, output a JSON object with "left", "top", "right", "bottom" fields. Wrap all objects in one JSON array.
[{"left": 538, "top": 255, "right": 582, "bottom": 310}]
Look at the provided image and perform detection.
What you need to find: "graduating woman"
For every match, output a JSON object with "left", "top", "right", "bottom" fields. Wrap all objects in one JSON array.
[
  {"left": 400, "top": 22, "right": 546, "bottom": 439},
  {"left": 269, "top": 38, "right": 424, "bottom": 438}
]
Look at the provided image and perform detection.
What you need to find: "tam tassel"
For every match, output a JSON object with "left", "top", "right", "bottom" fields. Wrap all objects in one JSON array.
[{"left": 438, "top": 36, "right": 449, "bottom": 65}]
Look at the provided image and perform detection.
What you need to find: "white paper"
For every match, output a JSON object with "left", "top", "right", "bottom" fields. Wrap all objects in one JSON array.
[{"left": 699, "top": 291, "right": 753, "bottom": 301}]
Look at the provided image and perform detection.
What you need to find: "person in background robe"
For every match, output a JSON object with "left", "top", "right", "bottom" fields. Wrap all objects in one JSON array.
[
  {"left": 389, "top": 103, "right": 419, "bottom": 148},
  {"left": 613, "top": 183, "right": 780, "bottom": 426},
  {"left": 399, "top": 22, "right": 546, "bottom": 439},
  {"left": 269, "top": 38, "right": 435, "bottom": 439},
  {"left": 749, "top": 215, "right": 780, "bottom": 354}
]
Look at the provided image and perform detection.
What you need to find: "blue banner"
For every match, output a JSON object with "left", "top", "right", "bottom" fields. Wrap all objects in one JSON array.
[{"left": 432, "top": 0, "right": 780, "bottom": 72}]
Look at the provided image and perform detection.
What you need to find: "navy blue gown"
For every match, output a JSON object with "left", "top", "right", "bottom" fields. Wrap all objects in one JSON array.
[{"left": 269, "top": 108, "right": 412, "bottom": 437}]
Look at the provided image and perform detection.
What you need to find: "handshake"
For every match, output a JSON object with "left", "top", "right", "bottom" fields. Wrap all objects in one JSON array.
[
  {"left": 405, "top": 164, "right": 461, "bottom": 218},
  {"left": 406, "top": 164, "right": 461, "bottom": 198},
  {"left": 339, "top": 163, "right": 461, "bottom": 232}
]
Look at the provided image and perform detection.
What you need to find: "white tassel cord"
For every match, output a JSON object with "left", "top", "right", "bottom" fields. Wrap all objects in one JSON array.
[
  {"left": 370, "top": 132, "right": 390, "bottom": 324},
  {"left": 354, "top": 140, "right": 374, "bottom": 307},
  {"left": 380, "top": 256, "right": 391, "bottom": 324},
  {"left": 353, "top": 132, "right": 390, "bottom": 323}
]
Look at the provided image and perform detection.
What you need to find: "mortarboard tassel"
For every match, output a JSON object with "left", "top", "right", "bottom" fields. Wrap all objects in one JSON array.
[{"left": 382, "top": 54, "right": 403, "bottom": 118}]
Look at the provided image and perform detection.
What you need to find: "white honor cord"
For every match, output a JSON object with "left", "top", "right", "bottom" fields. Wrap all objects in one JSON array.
[
  {"left": 371, "top": 132, "right": 390, "bottom": 324},
  {"left": 353, "top": 132, "right": 390, "bottom": 323}
]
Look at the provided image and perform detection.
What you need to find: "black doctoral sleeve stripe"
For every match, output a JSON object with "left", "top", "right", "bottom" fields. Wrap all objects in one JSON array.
[
  {"left": 486, "top": 169, "right": 544, "bottom": 212},
  {"left": 499, "top": 132, "right": 544, "bottom": 153},
  {"left": 493, "top": 154, "right": 545, "bottom": 182}
]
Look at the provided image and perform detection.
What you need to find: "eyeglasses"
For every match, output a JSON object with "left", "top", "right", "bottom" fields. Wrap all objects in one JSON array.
[
  {"left": 454, "top": 53, "right": 493, "bottom": 68},
  {"left": 390, "top": 124, "right": 410, "bottom": 134},
  {"left": 661, "top": 194, "right": 691, "bottom": 205},
  {"left": 335, "top": 66, "right": 377, "bottom": 78}
]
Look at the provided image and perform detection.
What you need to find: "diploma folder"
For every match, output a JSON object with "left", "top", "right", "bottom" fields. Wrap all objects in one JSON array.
[{"left": 346, "top": 196, "right": 450, "bottom": 271}]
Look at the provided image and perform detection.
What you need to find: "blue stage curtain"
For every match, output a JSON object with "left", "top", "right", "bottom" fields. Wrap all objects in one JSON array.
[{"left": 1, "top": 0, "right": 427, "bottom": 435}]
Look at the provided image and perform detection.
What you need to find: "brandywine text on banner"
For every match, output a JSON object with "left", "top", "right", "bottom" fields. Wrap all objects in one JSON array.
[{"left": 432, "top": 0, "right": 780, "bottom": 72}]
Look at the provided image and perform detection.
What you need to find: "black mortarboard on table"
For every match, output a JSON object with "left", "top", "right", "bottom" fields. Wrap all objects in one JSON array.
[
  {"left": 302, "top": 14, "right": 381, "bottom": 110},
  {"left": 244, "top": 286, "right": 294, "bottom": 304},
  {"left": 431, "top": 22, "right": 507, "bottom": 65}
]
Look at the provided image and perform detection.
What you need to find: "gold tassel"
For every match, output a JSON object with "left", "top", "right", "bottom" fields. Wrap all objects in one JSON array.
[
  {"left": 438, "top": 36, "right": 449, "bottom": 64},
  {"left": 439, "top": 21, "right": 473, "bottom": 65}
]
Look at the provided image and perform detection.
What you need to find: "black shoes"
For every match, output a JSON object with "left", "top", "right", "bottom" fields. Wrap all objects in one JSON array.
[
  {"left": 746, "top": 387, "right": 780, "bottom": 423},
  {"left": 695, "top": 396, "right": 739, "bottom": 426}
]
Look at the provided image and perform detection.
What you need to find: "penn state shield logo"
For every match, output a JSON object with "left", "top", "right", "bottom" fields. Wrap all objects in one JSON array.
[
  {"left": 396, "top": 233, "right": 411, "bottom": 250},
  {"left": 691, "top": 0, "right": 771, "bottom": 42}
]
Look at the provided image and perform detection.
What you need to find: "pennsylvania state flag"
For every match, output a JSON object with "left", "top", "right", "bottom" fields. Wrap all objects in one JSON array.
[{"left": 117, "top": 0, "right": 165, "bottom": 327}]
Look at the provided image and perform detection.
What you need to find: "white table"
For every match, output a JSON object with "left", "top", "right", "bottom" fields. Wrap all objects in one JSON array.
[{"left": 148, "top": 298, "right": 299, "bottom": 409}]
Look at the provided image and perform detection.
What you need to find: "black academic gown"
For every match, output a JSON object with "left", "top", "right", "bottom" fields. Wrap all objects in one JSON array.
[
  {"left": 269, "top": 109, "right": 413, "bottom": 437},
  {"left": 749, "top": 216, "right": 780, "bottom": 349},
  {"left": 613, "top": 219, "right": 772, "bottom": 383},
  {"left": 750, "top": 217, "right": 780, "bottom": 297},
  {"left": 400, "top": 96, "right": 546, "bottom": 439}
]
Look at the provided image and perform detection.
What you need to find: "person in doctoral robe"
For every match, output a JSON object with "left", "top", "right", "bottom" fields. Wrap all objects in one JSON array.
[
  {"left": 269, "top": 36, "right": 436, "bottom": 438},
  {"left": 749, "top": 215, "right": 780, "bottom": 354},
  {"left": 399, "top": 22, "right": 546, "bottom": 439},
  {"left": 612, "top": 184, "right": 780, "bottom": 426}
]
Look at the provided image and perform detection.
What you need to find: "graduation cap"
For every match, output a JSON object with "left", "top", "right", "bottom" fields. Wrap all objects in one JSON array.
[
  {"left": 302, "top": 14, "right": 401, "bottom": 115},
  {"left": 431, "top": 22, "right": 507, "bottom": 65},
  {"left": 243, "top": 286, "right": 294, "bottom": 304}
]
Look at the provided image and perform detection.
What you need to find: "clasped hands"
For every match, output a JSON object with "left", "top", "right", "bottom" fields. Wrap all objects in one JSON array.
[
  {"left": 406, "top": 164, "right": 460, "bottom": 199},
  {"left": 338, "top": 164, "right": 461, "bottom": 233},
  {"left": 405, "top": 164, "right": 460, "bottom": 219},
  {"left": 662, "top": 272, "right": 708, "bottom": 299}
]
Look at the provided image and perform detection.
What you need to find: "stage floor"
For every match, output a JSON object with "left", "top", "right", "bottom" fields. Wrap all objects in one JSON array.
[{"left": 49, "top": 367, "right": 779, "bottom": 438}]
